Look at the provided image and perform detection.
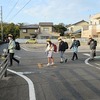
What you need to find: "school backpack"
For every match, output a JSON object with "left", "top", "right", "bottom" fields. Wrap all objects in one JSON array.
[
  {"left": 76, "top": 40, "right": 80, "bottom": 46},
  {"left": 52, "top": 43, "right": 57, "bottom": 52},
  {"left": 15, "top": 42, "right": 21, "bottom": 50},
  {"left": 94, "top": 40, "right": 97, "bottom": 46},
  {"left": 64, "top": 42, "right": 69, "bottom": 50}
]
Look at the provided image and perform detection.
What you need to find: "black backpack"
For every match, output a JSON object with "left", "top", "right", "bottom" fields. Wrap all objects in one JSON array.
[
  {"left": 15, "top": 42, "right": 21, "bottom": 50},
  {"left": 77, "top": 40, "right": 80, "bottom": 46},
  {"left": 94, "top": 40, "right": 97, "bottom": 46},
  {"left": 64, "top": 42, "right": 69, "bottom": 50}
]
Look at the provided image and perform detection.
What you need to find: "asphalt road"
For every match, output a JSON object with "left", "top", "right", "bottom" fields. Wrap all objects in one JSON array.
[{"left": 0, "top": 43, "right": 100, "bottom": 100}]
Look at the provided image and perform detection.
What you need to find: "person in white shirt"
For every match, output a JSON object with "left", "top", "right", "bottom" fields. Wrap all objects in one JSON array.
[
  {"left": 8, "top": 34, "right": 19, "bottom": 66},
  {"left": 45, "top": 39, "right": 54, "bottom": 66}
]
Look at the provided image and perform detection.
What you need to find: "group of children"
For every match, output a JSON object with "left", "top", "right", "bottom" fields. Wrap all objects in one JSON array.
[{"left": 45, "top": 37, "right": 80, "bottom": 66}]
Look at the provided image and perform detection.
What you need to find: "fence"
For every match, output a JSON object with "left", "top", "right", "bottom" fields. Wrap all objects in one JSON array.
[{"left": 0, "top": 55, "right": 9, "bottom": 79}]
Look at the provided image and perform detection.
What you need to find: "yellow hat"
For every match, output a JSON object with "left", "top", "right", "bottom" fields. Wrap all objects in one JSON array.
[
  {"left": 8, "top": 34, "right": 13, "bottom": 37},
  {"left": 58, "top": 37, "right": 62, "bottom": 41},
  {"left": 71, "top": 36, "right": 75, "bottom": 38},
  {"left": 46, "top": 39, "right": 51, "bottom": 42},
  {"left": 89, "top": 35, "right": 92, "bottom": 39}
]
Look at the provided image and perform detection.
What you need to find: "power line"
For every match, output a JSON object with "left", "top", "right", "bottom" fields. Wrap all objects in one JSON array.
[
  {"left": 5, "top": 0, "right": 14, "bottom": 7},
  {"left": 4, "top": 0, "right": 20, "bottom": 21},
  {"left": 6, "top": 0, "right": 13, "bottom": 7},
  {"left": 8, "top": 0, "right": 31, "bottom": 21}
]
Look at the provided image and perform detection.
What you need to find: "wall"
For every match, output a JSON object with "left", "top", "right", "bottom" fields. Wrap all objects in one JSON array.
[
  {"left": 20, "top": 28, "right": 38, "bottom": 39},
  {"left": 40, "top": 26, "right": 52, "bottom": 33}
]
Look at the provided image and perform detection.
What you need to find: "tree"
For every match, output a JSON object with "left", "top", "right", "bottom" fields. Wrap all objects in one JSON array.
[
  {"left": 53, "top": 24, "right": 67, "bottom": 36},
  {"left": 1, "top": 23, "right": 20, "bottom": 41}
]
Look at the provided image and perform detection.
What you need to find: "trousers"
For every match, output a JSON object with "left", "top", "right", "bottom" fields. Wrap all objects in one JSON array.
[{"left": 9, "top": 53, "right": 19, "bottom": 66}]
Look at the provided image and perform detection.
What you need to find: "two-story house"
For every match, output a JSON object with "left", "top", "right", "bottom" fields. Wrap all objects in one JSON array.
[
  {"left": 82, "top": 13, "right": 100, "bottom": 38},
  {"left": 66, "top": 20, "right": 89, "bottom": 37},
  {"left": 20, "top": 22, "right": 59, "bottom": 39},
  {"left": 20, "top": 24, "right": 39, "bottom": 39}
]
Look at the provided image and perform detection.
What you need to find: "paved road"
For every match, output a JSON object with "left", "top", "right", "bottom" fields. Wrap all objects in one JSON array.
[{"left": 0, "top": 43, "right": 100, "bottom": 100}]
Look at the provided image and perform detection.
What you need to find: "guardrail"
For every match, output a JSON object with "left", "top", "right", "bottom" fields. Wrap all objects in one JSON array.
[{"left": 0, "top": 55, "right": 9, "bottom": 79}]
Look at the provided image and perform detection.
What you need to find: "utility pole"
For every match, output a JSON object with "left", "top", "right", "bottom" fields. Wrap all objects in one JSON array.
[{"left": 0, "top": 6, "right": 3, "bottom": 42}]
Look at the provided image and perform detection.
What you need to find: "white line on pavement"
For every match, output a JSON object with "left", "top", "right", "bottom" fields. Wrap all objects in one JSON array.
[
  {"left": 18, "top": 71, "right": 35, "bottom": 75},
  {"left": 83, "top": 53, "right": 93, "bottom": 66},
  {"left": 95, "top": 63, "right": 100, "bottom": 66},
  {"left": 7, "top": 69, "right": 36, "bottom": 100},
  {"left": 83, "top": 53, "right": 90, "bottom": 57},
  {"left": 84, "top": 53, "right": 100, "bottom": 70},
  {"left": 84, "top": 57, "right": 93, "bottom": 67}
]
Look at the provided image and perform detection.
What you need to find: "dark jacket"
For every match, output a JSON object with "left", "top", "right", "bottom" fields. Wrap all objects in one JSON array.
[
  {"left": 59, "top": 41, "right": 65, "bottom": 51},
  {"left": 88, "top": 39, "right": 96, "bottom": 50}
]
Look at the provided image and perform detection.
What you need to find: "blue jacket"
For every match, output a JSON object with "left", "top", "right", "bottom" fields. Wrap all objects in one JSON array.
[{"left": 70, "top": 40, "right": 78, "bottom": 53}]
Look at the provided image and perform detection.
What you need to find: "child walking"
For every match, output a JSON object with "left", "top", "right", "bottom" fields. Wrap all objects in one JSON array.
[{"left": 45, "top": 39, "right": 54, "bottom": 66}]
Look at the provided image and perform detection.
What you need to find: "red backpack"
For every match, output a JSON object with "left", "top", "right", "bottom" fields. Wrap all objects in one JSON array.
[{"left": 52, "top": 43, "right": 57, "bottom": 52}]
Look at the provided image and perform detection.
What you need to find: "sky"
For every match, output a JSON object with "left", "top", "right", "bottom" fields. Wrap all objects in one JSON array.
[{"left": 0, "top": 0, "right": 100, "bottom": 25}]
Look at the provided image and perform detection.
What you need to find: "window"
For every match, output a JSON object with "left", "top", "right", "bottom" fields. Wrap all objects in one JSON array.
[
  {"left": 35, "top": 30, "right": 38, "bottom": 32},
  {"left": 22, "top": 29, "right": 27, "bottom": 33},
  {"left": 43, "top": 28, "right": 49, "bottom": 31}
]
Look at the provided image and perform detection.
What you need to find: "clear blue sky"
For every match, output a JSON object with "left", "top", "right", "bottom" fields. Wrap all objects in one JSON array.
[{"left": 0, "top": 0, "right": 100, "bottom": 25}]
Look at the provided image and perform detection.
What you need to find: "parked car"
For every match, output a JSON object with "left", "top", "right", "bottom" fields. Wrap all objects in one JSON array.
[{"left": 26, "top": 38, "right": 37, "bottom": 44}]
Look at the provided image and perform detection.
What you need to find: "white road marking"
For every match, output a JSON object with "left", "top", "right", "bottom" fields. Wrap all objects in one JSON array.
[
  {"left": 84, "top": 57, "right": 93, "bottom": 67},
  {"left": 84, "top": 53, "right": 100, "bottom": 70},
  {"left": 7, "top": 69, "right": 36, "bottom": 100},
  {"left": 83, "top": 53, "right": 93, "bottom": 66},
  {"left": 18, "top": 71, "right": 35, "bottom": 75},
  {"left": 95, "top": 63, "right": 100, "bottom": 66},
  {"left": 83, "top": 53, "right": 90, "bottom": 57}
]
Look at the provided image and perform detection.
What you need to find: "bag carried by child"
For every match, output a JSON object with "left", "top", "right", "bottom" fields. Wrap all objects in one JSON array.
[
  {"left": 64, "top": 42, "right": 69, "bottom": 50},
  {"left": 15, "top": 42, "right": 21, "bottom": 50},
  {"left": 52, "top": 43, "right": 57, "bottom": 52}
]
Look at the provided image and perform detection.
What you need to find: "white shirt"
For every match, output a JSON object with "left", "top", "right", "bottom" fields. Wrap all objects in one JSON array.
[{"left": 8, "top": 39, "right": 15, "bottom": 53}]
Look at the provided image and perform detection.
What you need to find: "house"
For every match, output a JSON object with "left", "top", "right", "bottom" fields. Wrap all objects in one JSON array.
[
  {"left": 39, "top": 22, "right": 53, "bottom": 34},
  {"left": 20, "top": 22, "right": 59, "bottom": 39},
  {"left": 37, "top": 31, "right": 59, "bottom": 39},
  {"left": 66, "top": 20, "right": 89, "bottom": 36},
  {"left": 82, "top": 13, "right": 100, "bottom": 38},
  {"left": 37, "top": 22, "right": 59, "bottom": 39},
  {"left": 20, "top": 24, "right": 39, "bottom": 39}
]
